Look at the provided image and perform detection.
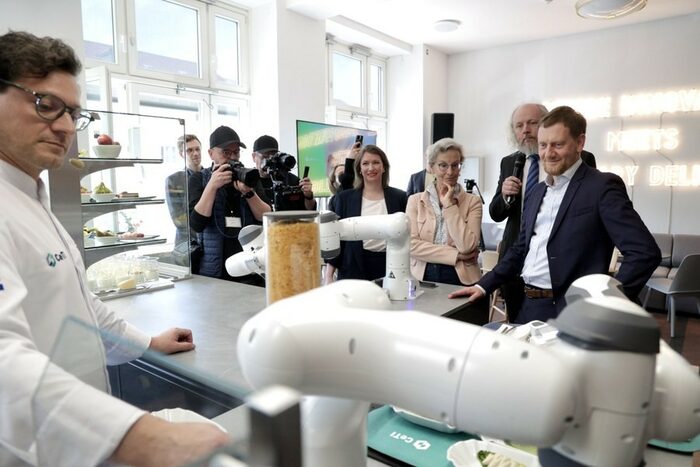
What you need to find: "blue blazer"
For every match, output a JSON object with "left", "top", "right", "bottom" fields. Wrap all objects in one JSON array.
[
  {"left": 480, "top": 163, "right": 660, "bottom": 311},
  {"left": 328, "top": 186, "right": 408, "bottom": 279}
]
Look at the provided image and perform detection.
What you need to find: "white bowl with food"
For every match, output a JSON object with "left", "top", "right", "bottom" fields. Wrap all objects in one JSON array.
[
  {"left": 93, "top": 193, "right": 115, "bottom": 203},
  {"left": 93, "top": 144, "right": 122, "bottom": 158},
  {"left": 81, "top": 193, "right": 92, "bottom": 203}
]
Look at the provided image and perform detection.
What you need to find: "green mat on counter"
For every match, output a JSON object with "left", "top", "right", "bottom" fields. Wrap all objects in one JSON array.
[
  {"left": 367, "top": 406, "right": 478, "bottom": 467},
  {"left": 648, "top": 433, "right": 700, "bottom": 453}
]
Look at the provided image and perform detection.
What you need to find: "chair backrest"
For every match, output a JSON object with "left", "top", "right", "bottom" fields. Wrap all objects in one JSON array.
[
  {"left": 669, "top": 254, "right": 700, "bottom": 294},
  {"left": 652, "top": 233, "right": 673, "bottom": 268},
  {"left": 481, "top": 250, "right": 499, "bottom": 273}
]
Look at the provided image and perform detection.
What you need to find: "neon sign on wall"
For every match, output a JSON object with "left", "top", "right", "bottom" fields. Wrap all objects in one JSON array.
[
  {"left": 547, "top": 86, "right": 700, "bottom": 188},
  {"left": 599, "top": 164, "right": 700, "bottom": 187},
  {"left": 606, "top": 128, "right": 679, "bottom": 152}
]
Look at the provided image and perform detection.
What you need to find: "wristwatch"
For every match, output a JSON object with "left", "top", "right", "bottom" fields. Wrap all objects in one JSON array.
[{"left": 242, "top": 190, "right": 255, "bottom": 199}]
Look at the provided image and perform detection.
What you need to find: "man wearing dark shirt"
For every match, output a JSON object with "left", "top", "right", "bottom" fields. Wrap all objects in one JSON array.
[
  {"left": 165, "top": 134, "right": 203, "bottom": 271},
  {"left": 189, "top": 126, "right": 270, "bottom": 284},
  {"left": 251, "top": 135, "right": 316, "bottom": 211}
]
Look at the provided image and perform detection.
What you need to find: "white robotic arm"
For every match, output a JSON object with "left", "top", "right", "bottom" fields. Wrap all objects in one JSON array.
[
  {"left": 237, "top": 277, "right": 700, "bottom": 467},
  {"left": 225, "top": 212, "right": 419, "bottom": 300}
]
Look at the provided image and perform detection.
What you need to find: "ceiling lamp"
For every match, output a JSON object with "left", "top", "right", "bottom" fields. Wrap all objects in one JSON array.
[
  {"left": 433, "top": 19, "right": 461, "bottom": 33},
  {"left": 576, "top": 0, "right": 647, "bottom": 19}
]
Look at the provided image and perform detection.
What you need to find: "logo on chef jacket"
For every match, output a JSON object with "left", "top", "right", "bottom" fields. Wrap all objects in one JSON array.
[{"left": 46, "top": 251, "right": 66, "bottom": 267}]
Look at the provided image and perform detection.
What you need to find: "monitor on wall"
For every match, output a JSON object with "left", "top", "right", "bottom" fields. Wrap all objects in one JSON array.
[{"left": 296, "top": 120, "right": 377, "bottom": 197}]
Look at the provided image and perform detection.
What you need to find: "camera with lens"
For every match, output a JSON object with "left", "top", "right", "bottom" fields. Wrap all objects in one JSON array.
[
  {"left": 261, "top": 152, "right": 307, "bottom": 211},
  {"left": 261, "top": 152, "right": 296, "bottom": 179},
  {"left": 224, "top": 161, "right": 260, "bottom": 187}
]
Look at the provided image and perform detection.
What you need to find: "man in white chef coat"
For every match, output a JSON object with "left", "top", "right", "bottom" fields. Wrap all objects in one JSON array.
[{"left": 0, "top": 31, "right": 229, "bottom": 466}]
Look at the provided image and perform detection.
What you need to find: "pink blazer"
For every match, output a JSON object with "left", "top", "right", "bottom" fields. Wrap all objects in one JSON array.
[{"left": 406, "top": 190, "right": 482, "bottom": 285}]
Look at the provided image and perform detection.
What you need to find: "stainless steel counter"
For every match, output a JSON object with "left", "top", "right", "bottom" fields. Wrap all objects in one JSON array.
[{"left": 109, "top": 275, "right": 476, "bottom": 392}]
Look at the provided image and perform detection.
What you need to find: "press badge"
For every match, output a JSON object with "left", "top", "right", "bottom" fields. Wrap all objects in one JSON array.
[{"left": 225, "top": 216, "right": 242, "bottom": 228}]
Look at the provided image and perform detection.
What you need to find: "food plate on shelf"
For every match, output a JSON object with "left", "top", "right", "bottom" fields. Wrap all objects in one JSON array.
[
  {"left": 92, "top": 193, "right": 116, "bottom": 203},
  {"left": 111, "top": 195, "right": 157, "bottom": 202},
  {"left": 84, "top": 236, "right": 119, "bottom": 247},
  {"left": 117, "top": 234, "right": 159, "bottom": 242}
]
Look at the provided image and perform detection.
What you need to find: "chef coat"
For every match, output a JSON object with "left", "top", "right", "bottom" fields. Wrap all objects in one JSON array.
[{"left": 0, "top": 160, "right": 151, "bottom": 466}]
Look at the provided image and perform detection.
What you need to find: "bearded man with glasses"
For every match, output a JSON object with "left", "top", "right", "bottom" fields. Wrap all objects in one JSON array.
[{"left": 0, "top": 31, "right": 228, "bottom": 466}]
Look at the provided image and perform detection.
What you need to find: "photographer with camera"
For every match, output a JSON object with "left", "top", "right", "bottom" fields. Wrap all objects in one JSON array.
[
  {"left": 189, "top": 126, "right": 270, "bottom": 284},
  {"left": 252, "top": 135, "right": 317, "bottom": 211}
]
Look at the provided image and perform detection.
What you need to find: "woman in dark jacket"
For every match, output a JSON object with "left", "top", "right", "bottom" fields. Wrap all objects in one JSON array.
[{"left": 324, "top": 145, "right": 408, "bottom": 283}]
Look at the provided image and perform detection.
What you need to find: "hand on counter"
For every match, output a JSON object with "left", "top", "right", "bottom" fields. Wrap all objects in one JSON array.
[
  {"left": 448, "top": 285, "right": 485, "bottom": 302},
  {"left": 110, "top": 414, "right": 229, "bottom": 466},
  {"left": 149, "top": 327, "right": 195, "bottom": 354}
]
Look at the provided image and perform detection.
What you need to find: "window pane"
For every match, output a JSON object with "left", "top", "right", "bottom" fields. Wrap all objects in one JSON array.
[
  {"left": 134, "top": 0, "right": 200, "bottom": 77},
  {"left": 332, "top": 52, "right": 362, "bottom": 108},
  {"left": 82, "top": 0, "right": 115, "bottom": 63},
  {"left": 369, "top": 64, "right": 383, "bottom": 112},
  {"left": 214, "top": 15, "right": 240, "bottom": 86}
]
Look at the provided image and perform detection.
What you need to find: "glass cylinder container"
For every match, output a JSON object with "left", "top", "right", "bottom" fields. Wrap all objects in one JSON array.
[{"left": 264, "top": 211, "right": 321, "bottom": 305}]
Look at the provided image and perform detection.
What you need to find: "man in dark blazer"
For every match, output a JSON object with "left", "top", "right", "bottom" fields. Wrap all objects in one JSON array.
[
  {"left": 452, "top": 106, "right": 660, "bottom": 324},
  {"left": 489, "top": 103, "right": 596, "bottom": 322},
  {"left": 406, "top": 169, "right": 426, "bottom": 197}
]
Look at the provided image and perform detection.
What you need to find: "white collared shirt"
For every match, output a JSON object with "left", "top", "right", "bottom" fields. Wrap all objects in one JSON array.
[{"left": 520, "top": 158, "right": 584, "bottom": 288}]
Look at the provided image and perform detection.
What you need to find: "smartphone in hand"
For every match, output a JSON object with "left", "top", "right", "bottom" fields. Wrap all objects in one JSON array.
[{"left": 355, "top": 134, "right": 363, "bottom": 145}]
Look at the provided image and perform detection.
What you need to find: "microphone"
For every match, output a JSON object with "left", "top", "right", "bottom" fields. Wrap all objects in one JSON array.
[{"left": 505, "top": 152, "right": 526, "bottom": 205}]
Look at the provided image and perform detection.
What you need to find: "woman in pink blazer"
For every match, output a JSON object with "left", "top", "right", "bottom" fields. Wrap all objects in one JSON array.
[{"left": 406, "top": 138, "right": 482, "bottom": 286}]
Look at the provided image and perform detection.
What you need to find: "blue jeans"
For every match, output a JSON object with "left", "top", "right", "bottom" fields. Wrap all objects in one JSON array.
[{"left": 423, "top": 263, "right": 462, "bottom": 286}]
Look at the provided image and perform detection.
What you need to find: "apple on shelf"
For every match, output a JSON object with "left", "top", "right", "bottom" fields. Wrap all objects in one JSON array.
[
  {"left": 96, "top": 133, "right": 113, "bottom": 145},
  {"left": 93, "top": 133, "right": 122, "bottom": 158}
]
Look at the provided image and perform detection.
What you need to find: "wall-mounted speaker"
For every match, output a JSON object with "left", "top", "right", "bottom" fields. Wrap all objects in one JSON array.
[{"left": 431, "top": 113, "right": 454, "bottom": 143}]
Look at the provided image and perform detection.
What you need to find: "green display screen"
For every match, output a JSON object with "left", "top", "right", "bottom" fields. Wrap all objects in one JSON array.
[{"left": 296, "top": 120, "right": 377, "bottom": 197}]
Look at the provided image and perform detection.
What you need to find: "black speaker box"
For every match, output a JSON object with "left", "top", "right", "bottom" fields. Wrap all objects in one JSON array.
[{"left": 431, "top": 113, "right": 454, "bottom": 143}]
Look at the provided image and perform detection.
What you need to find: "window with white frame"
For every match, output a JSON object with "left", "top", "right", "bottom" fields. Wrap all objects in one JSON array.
[
  {"left": 328, "top": 42, "right": 386, "bottom": 118},
  {"left": 81, "top": 0, "right": 249, "bottom": 93}
]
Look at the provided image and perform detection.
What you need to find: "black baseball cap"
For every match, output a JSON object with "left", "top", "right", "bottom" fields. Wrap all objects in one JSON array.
[
  {"left": 253, "top": 135, "right": 278, "bottom": 154},
  {"left": 210, "top": 126, "right": 246, "bottom": 149}
]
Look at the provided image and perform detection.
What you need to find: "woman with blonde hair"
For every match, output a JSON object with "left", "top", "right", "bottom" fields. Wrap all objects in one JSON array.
[{"left": 406, "top": 138, "right": 482, "bottom": 285}]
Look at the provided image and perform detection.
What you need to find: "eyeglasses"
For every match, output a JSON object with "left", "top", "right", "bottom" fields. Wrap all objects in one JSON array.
[
  {"left": 435, "top": 162, "right": 462, "bottom": 172},
  {"left": 0, "top": 78, "right": 93, "bottom": 131},
  {"left": 220, "top": 148, "right": 240, "bottom": 157}
]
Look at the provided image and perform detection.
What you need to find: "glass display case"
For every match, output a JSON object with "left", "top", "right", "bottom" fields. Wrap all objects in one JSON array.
[{"left": 48, "top": 109, "right": 194, "bottom": 295}]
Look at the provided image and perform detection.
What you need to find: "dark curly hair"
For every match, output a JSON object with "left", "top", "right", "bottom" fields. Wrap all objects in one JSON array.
[{"left": 0, "top": 31, "right": 82, "bottom": 91}]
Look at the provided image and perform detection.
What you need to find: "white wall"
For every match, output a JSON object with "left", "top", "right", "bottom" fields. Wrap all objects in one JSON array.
[
  {"left": 250, "top": 2, "right": 281, "bottom": 141},
  {"left": 422, "top": 45, "right": 448, "bottom": 158},
  {"left": 447, "top": 13, "right": 700, "bottom": 234},
  {"left": 274, "top": 1, "right": 326, "bottom": 155},
  {"left": 249, "top": 0, "right": 326, "bottom": 157},
  {"left": 0, "top": 0, "right": 84, "bottom": 57},
  {"left": 386, "top": 46, "right": 424, "bottom": 191}
]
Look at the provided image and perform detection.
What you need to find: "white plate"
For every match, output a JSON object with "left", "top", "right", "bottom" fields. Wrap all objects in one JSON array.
[
  {"left": 118, "top": 234, "right": 159, "bottom": 242},
  {"left": 151, "top": 408, "right": 227, "bottom": 433},
  {"left": 447, "top": 439, "right": 540, "bottom": 467},
  {"left": 114, "top": 195, "right": 157, "bottom": 202}
]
